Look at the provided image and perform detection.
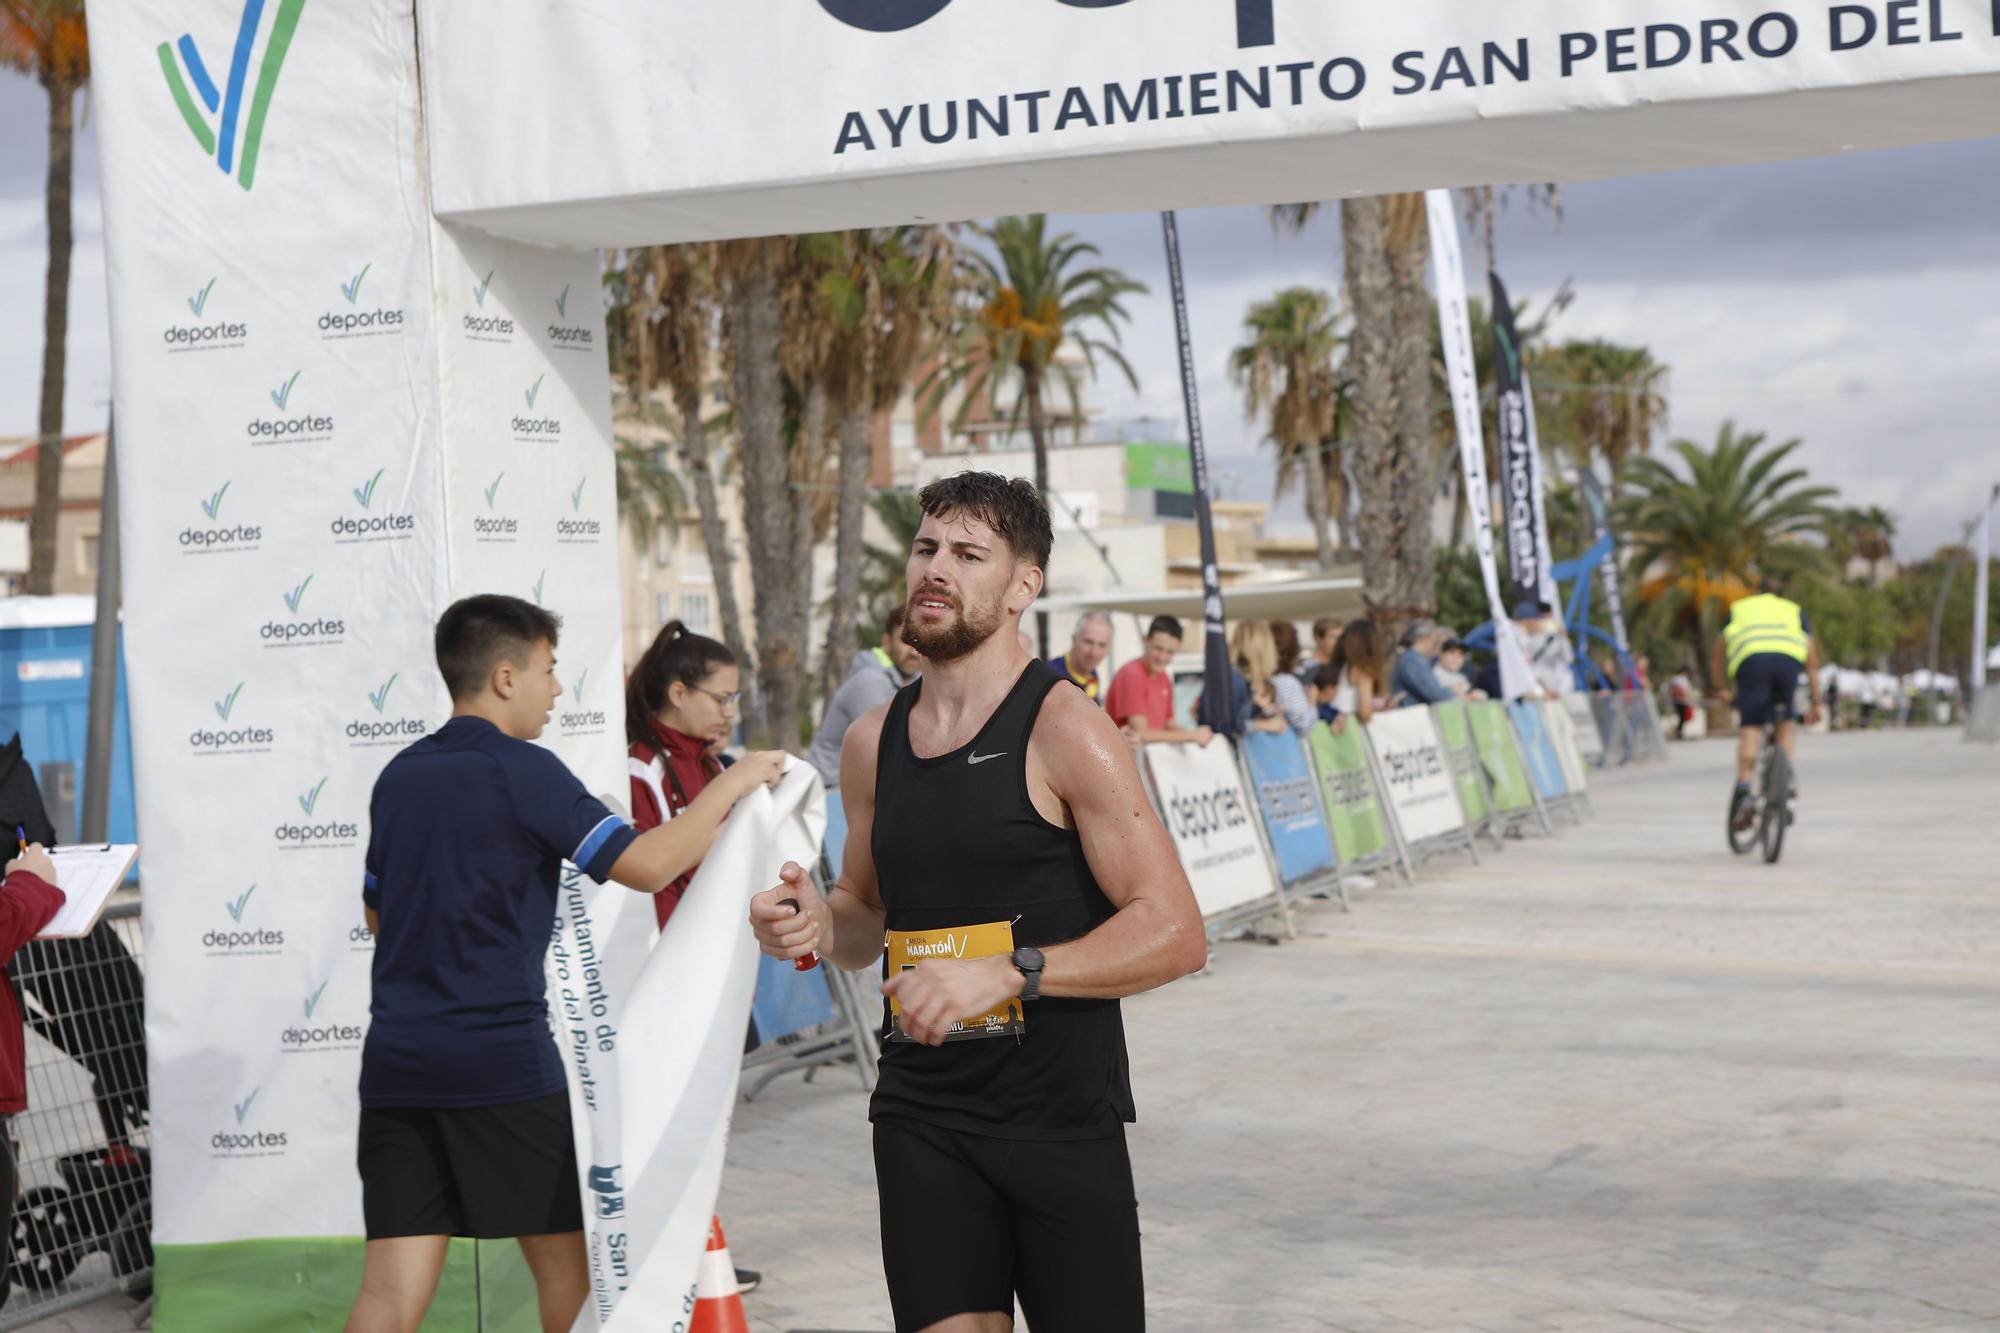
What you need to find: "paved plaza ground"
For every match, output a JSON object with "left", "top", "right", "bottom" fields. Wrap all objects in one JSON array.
[{"left": 42, "top": 727, "right": 2000, "bottom": 1331}]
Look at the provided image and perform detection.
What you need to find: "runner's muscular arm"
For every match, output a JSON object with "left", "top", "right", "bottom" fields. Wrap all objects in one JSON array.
[{"left": 748, "top": 705, "right": 887, "bottom": 971}]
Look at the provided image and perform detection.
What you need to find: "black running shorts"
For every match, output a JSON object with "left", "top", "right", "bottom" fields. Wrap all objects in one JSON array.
[
  {"left": 358, "top": 1091, "right": 583, "bottom": 1240},
  {"left": 873, "top": 1116, "right": 1145, "bottom": 1333},
  {"left": 1734, "top": 653, "right": 1804, "bottom": 728}
]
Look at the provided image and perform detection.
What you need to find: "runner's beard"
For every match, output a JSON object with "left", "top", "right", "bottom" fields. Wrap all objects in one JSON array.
[{"left": 901, "top": 591, "right": 1002, "bottom": 664}]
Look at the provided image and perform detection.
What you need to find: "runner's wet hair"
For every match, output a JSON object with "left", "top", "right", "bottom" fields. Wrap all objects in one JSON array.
[
  {"left": 917, "top": 472, "right": 1054, "bottom": 571},
  {"left": 435, "top": 595, "right": 561, "bottom": 702}
]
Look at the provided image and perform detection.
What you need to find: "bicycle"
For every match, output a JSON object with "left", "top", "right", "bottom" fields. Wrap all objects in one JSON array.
[{"left": 1727, "top": 698, "right": 1793, "bottom": 864}]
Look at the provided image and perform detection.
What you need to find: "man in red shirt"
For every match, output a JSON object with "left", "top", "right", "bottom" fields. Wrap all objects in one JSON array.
[
  {"left": 0, "top": 841, "right": 65, "bottom": 1292},
  {"left": 1104, "top": 616, "right": 1213, "bottom": 750}
]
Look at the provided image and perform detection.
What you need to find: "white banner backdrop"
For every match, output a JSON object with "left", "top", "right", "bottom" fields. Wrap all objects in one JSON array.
[
  {"left": 1365, "top": 708, "right": 1466, "bottom": 845},
  {"left": 1143, "top": 741, "right": 1278, "bottom": 921},
  {"left": 1427, "top": 189, "right": 1537, "bottom": 701},
  {"left": 86, "top": 0, "right": 626, "bottom": 1324},
  {"left": 415, "top": 1, "right": 2000, "bottom": 245}
]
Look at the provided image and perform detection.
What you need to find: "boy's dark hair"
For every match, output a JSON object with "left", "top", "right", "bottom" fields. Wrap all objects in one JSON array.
[
  {"left": 1311, "top": 663, "right": 1342, "bottom": 691},
  {"left": 1147, "top": 615, "right": 1184, "bottom": 642},
  {"left": 626, "top": 621, "right": 736, "bottom": 749},
  {"left": 917, "top": 472, "right": 1053, "bottom": 571},
  {"left": 435, "top": 595, "right": 561, "bottom": 702}
]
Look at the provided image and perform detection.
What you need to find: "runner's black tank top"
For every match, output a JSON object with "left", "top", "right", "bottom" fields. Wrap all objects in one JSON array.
[{"left": 869, "top": 663, "right": 1135, "bottom": 1140}]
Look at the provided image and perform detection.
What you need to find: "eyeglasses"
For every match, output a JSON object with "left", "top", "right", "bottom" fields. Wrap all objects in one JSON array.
[{"left": 692, "top": 685, "right": 742, "bottom": 709}]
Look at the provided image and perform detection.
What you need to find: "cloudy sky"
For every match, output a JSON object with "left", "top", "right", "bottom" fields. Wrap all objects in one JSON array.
[{"left": 3, "top": 75, "right": 1995, "bottom": 556}]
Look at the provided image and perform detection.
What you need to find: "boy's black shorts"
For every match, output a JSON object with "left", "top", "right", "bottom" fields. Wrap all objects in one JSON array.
[
  {"left": 873, "top": 1116, "right": 1145, "bottom": 1333},
  {"left": 358, "top": 1091, "right": 583, "bottom": 1239}
]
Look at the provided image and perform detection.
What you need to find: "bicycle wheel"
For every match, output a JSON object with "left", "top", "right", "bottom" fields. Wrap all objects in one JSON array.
[
  {"left": 1726, "top": 779, "right": 1758, "bottom": 855},
  {"left": 1760, "top": 745, "right": 1791, "bottom": 864}
]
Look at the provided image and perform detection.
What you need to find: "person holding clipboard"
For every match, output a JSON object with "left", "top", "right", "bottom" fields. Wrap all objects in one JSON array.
[{"left": 0, "top": 838, "right": 65, "bottom": 1292}]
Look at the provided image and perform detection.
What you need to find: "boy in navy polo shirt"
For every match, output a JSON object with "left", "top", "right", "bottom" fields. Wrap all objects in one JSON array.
[{"left": 347, "top": 595, "right": 784, "bottom": 1333}]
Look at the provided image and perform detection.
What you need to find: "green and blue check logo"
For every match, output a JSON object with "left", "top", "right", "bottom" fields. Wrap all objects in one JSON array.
[
  {"left": 233, "top": 1087, "right": 260, "bottom": 1124},
  {"left": 532, "top": 571, "right": 546, "bottom": 606},
  {"left": 303, "top": 980, "right": 329, "bottom": 1019},
  {"left": 473, "top": 270, "right": 496, "bottom": 308},
  {"left": 157, "top": 0, "right": 307, "bottom": 192},
  {"left": 353, "top": 468, "right": 384, "bottom": 509},
  {"left": 270, "top": 370, "right": 301, "bottom": 410},
  {"left": 200, "top": 481, "right": 230, "bottom": 520},
  {"left": 282, "top": 574, "right": 313, "bottom": 613},
  {"left": 188, "top": 277, "right": 217, "bottom": 317},
  {"left": 369, "top": 674, "right": 397, "bottom": 713},
  {"left": 297, "top": 777, "right": 328, "bottom": 816},
  {"left": 571, "top": 668, "right": 589, "bottom": 705},
  {"left": 484, "top": 473, "right": 505, "bottom": 508},
  {"left": 214, "top": 681, "right": 245, "bottom": 721},
  {"left": 341, "top": 263, "right": 371, "bottom": 305},
  {"left": 525, "top": 374, "right": 545, "bottom": 410},
  {"left": 225, "top": 883, "right": 257, "bottom": 923},
  {"left": 555, "top": 284, "right": 570, "bottom": 319},
  {"left": 571, "top": 477, "right": 587, "bottom": 511}
]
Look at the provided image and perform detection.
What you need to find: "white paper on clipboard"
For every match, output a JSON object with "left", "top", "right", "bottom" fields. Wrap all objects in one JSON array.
[{"left": 33, "top": 845, "right": 140, "bottom": 939}]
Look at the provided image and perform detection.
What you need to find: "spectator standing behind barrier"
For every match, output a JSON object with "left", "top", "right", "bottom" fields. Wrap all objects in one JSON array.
[
  {"left": 1300, "top": 616, "right": 1345, "bottom": 676},
  {"left": 1668, "top": 668, "right": 1695, "bottom": 739},
  {"left": 1433, "top": 635, "right": 1482, "bottom": 699},
  {"left": 809, "top": 606, "right": 923, "bottom": 788},
  {"left": 1514, "top": 600, "right": 1573, "bottom": 698},
  {"left": 1202, "top": 621, "right": 1289, "bottom": 736},
  {"left": 1389, "top": 621, "right": 1457, "bottom": 707},
  {"left": 348, "top": 596, "right": 786, "bottom": 1333},
  {"left": 1048, "top": 610, "right": 1112, "bottom": 703},
  {"left": 1328, "top": 619, "right": 1387, "bottom": 730},
  {"left": 1106, "top": 615, "right": 1214, "bottom": 749},
  {"left": 1267, "top": 620, "right": 1318, "bottom": 735},
  {"left": 0, "top": 841, "right": 62, "bottom": 1294},
  {"left": 1310, "top": 663, "right": 1344, "bottom": 725}
]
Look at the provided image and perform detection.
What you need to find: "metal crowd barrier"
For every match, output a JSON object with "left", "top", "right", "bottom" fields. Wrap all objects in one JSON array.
[{"left": 1, "top": 898, "right": 151, "bottom": 1331}]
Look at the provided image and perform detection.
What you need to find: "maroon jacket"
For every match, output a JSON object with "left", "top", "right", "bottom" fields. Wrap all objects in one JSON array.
[{"left": 0, "top": 871, "right": 65, "bottom": 1115}]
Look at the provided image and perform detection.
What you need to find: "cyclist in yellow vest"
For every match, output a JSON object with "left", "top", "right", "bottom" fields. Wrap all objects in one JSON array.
[{"left": 1712, "top": 576, "right": 1823, "bottom": 823}]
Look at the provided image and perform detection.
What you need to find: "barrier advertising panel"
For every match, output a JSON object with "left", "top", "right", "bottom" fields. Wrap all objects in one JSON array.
[
  {"left": 1431, "top": 702, "right": 1492, "bottom": 830},
  {"left": 1562, "top": 694, "right": 1606, "bottom": 765},
  {"left": 1508, "top": 700, "right": 1570, "bottom": 803},
  {"left": 1543, "top": 698, "right": 1593, "bottom": 798},
  {"left": 1144, "top": 740, "right": 1281, "bottom": 923},
  {"left": 1467, "top": 702, "right": 1536, "bottom": 816},
  {"left": 1305, "top": 721, "right": 1395, "bottom": 870},
  {"left": 1238, "top": 730, "right": 1337, "bottom": 889},
  {"left": 1365, "top": 708, "right": 1472, "bottom": 857}
]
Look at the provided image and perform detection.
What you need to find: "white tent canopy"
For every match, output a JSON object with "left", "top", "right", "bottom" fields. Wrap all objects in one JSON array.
[{"left": 417, "top": 1, "right": 2000, "bottom": 246}]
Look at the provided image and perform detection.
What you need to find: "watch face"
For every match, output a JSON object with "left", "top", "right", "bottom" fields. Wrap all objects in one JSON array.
[{"left": 1015, "top": 945, "right": 1045, "bottom": 972}]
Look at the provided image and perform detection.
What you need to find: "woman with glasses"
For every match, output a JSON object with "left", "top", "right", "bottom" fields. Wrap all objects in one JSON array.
[{"left": 623, "top": 620, "right": 768, "bottom": 930}]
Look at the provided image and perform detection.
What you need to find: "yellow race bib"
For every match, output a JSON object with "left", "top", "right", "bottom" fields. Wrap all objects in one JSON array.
[{"left": 885, "top": 921, "right": 1025, "bottom": 1043}]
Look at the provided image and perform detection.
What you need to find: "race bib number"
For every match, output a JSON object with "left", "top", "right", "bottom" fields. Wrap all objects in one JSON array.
[{"left": 885, "top": 921, "right": 1024, "bottom": 1043}]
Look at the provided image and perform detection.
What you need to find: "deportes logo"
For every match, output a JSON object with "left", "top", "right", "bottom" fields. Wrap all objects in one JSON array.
[
  {"left": 157, "top": 0, "right": 307, "bottom": 191},
  {"left": 206, "top": 883, "right": 284, "bottom": 955},
  {"left": 547, "top": 283, "right": 595, "bottom": 351},
  {"left": 262, "top": 574, "right": 346, "bottom": 648},
  {"left": 212, "top": 1086, "right": 288, "bottom": 1156},
  {"left": 163, "top": 276, "right": 249, "bottom": 352},
  {"left": 475, "top": 471, "right": 518, "bottom": 542},
  {"left": 464, "top": 269, "right": 516, "bottom": 341},
  {"left": 818, "top": 0, "right": 1274, "bottom": 46},
  {"left": 247, "top": 370, "right": 334, "bottom": 445},
  {"left": 320, "top": 262, "right": 406, "bottom": 340},
  {"left": 280, "top": 980, "right": 363, "bottom": 1053},
  {"left": 331, "top": 468, "right": 415, "bottom": 544},
  {"left": 190, "top": 680, "right": 275, "bottom": 756},
  {"left": 559, "top": 668, "right": 608, "bottom": 736},
  {"left": 513, "top": 373, "right": 561, "bottom": 441},
  {"left": 348, "top": 673, "right": 429, "bottom": 748},
  {"left": 274, "top": 774, "right": 358, "bottom": 848},
  {"left": 181, "top": 480, "right": 262, "bottom": 554},
  {"left": 556, "top": 476, "right": 601, "bottom": 543}
]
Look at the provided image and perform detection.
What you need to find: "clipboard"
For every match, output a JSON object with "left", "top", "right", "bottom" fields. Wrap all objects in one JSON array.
[{"left": 30, "top": 844, "right": 141, "bottom": 940}]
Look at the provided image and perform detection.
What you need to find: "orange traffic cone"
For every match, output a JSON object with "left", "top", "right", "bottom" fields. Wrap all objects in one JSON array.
[{"left": 688, "top": 1216, "right": 751, "bottom": 1333}]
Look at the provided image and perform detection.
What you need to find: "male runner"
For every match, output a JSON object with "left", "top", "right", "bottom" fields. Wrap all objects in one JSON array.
[
  {"left": 1714, "top": 574, "right": 1823, "bottom": 824},
  {"left": 749, "top": 472, "right": 1207, "bottom": 1333}
]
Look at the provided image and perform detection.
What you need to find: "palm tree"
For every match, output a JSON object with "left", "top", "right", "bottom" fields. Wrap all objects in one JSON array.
[
  {"left": 1620, "top": 421, "right": 1839, "bottom": 693},
  {"left": 859, "top": 488, "right": 926, "bottom": 636},
  {"left": 1539, "top": 339, "right": 1670, "bottom": 480},
  {"left": 805, "top": 227, "right": 951, "bottom": 701},
  {"left": 2, "top": 1, "right": 89, "bottom": 594},
  {"left": 930, "top": 215, "right": 1144, "bottom": 499},
  {"left": 613, "top": 245, "right": 758, "bottom": 729},
  {"left": 1229, "top": 287, "right": 1343, "bottom": 569}
]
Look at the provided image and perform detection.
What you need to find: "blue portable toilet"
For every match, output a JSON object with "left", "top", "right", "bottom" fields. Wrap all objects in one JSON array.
[{"left": 0, "top": 597, "right": 139, "bottom": 853}]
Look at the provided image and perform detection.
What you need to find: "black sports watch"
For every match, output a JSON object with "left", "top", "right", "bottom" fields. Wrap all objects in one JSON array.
[{"left": 1011, "top": 946, "right": 1045, "bottom": 1002}]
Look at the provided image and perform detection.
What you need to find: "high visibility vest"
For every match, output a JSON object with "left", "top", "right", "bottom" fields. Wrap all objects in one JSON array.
[{"left": 1723, "top": 593, "right": 1809, "bottom": 677}]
